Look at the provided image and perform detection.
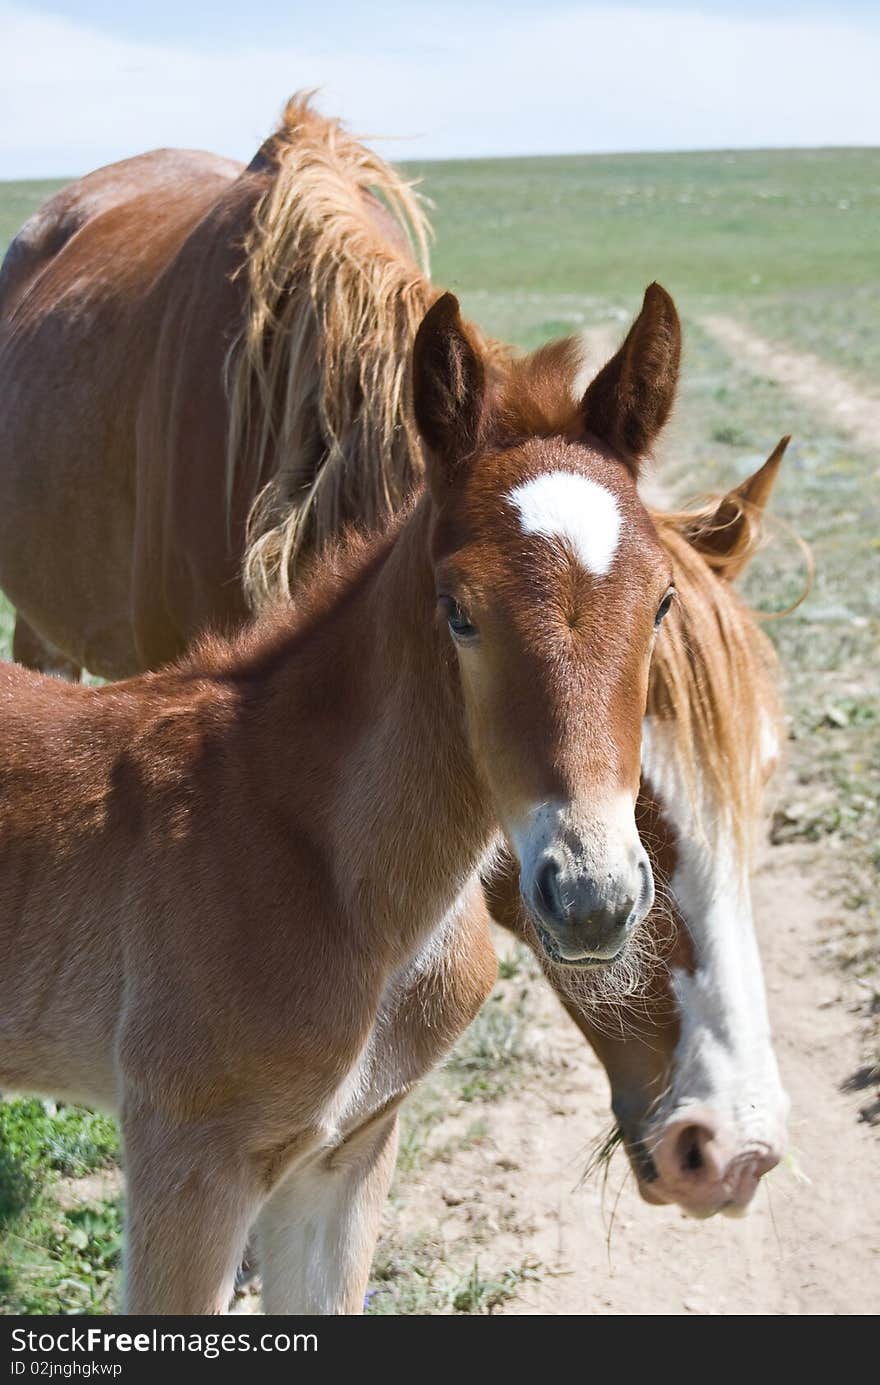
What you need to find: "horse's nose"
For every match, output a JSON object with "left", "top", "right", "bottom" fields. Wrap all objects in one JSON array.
[
  {"left": 647, "top": 1106, "right": 782, "bottom": 1217},
  {"left": 534, "top": 856, "right": 568, "bottom": 926},
  {"left": 528, "top": 848, "right": 652, "bottom": 963}
]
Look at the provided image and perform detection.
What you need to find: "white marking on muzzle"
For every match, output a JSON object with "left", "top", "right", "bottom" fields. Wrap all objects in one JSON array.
[
  {"left": 508, "top": 471, "right": 622, "bottom": 577},
  {"left": 511, "top": 795, "right": 639, "bottom": 893}
]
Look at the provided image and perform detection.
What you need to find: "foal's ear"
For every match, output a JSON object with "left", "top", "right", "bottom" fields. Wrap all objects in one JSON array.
[
  {"left": 581, "top": 283, "right": 681, "bottom": 469},
  {"left": 682, "top": 436, "right": 790, "bottom": 579},
  {"left": 413, "top": 292, "right": 486, "bottom": 489}
]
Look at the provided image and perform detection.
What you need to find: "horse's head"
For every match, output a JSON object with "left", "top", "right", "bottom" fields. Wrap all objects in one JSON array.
[
  {"left": 413, "top": 286, "right": 679, "bottom": 967},
  {"left": 575, "top": 442, "right": 793, "bottom": 1217}
]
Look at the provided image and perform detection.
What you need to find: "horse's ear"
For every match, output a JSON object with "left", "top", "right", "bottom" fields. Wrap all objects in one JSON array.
[
  {"left": 682, "top": 436, "right": 790, "bottom": 579},
  {"left": 413, "top": 292, "right": 486, "bottom": 490},
  {"left": 581, "top": 283, "right": 681, "bottom": 469}
]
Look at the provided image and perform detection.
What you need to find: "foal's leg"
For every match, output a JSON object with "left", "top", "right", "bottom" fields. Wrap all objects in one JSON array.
[
  {"left": 257, "top": 1115, "right": 399, "bottom": 1315},
  {"left": 12, "top": 613, "right": 81, "bottom": 680},
  {"left": 122, "top": 1101, "right": 264, "bottom": 1315}
]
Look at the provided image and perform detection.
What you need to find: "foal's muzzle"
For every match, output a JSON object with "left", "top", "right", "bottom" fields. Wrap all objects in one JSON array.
[
  {"left": 512, "top": 794, "right": 654, "bottom": 968},
  {"left": 525, "top": 846, "right": 652, "bottom": 965}
]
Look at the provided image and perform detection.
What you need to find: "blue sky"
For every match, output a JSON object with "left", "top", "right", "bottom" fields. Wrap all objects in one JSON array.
[{"left": 3, "top": 1, "right": 880, "bottom": 178}]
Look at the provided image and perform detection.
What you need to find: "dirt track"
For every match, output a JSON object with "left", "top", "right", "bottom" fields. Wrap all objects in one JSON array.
[
  {"left": 396, "top": 843, "right": 878, "bottom": 1315},
  {"left": 701, "top": 316, "right": 880, "bottom": 460}
]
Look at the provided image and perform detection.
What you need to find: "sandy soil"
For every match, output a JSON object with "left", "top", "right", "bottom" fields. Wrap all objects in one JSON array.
[
  {"left": 702, "top": 316, "right": 880, "bottom": 459},
  {"left": 393, "top": 842, "right": 879, "bottom": 1316}
]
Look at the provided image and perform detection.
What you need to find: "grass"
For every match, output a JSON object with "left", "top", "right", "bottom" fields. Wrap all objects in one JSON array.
[
  {"left": 389, "top": 946, "right": 539, "bottom": 1182},
  {"left": 415, "top": 148, "right": 880, "bottom": 300},
  {"left": 408, "top": 147, "right": 880, "bottom": 373},
  {"left": 366, "top": 1234, "right": 541, "bottom": 1315},
  {"left": 0, "top": 1101, "right": 121, "bottom": 1314},
  {"left": 0, "top": 180, "right": 64, "bottom": 257},
  {"left": 1, "top": 140, "right": 878, "bottom": 1310},
  {"left": 740, "top": 277, "right": 880, "bottom": 391}
]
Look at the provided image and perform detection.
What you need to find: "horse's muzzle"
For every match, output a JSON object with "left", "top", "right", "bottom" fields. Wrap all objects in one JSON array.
[
  {"left": 523, "top": 846, "right": 653, "bottom": 966},
  {"left": 636, "top": 1105, "right": 783, "bottom": 1218}
]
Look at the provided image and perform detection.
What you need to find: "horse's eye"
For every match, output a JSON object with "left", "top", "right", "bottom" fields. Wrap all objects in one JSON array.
[
  {"left": 440, "top": 597, "right": 478, "bottom": 642},
  {"left": 655, "top": 588, "right": 676, "bottom": 627}
]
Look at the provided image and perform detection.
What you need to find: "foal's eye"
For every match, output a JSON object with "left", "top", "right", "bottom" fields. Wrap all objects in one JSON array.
[
  {"left": 440, "top": 596, "right": 478, "bottom": 642},
  {"left": 655, "top": 588, "right": 676, "bottom": 627}
]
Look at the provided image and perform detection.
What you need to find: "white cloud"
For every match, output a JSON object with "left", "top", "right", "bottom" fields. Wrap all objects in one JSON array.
[{"left": 2, "top": 2, "right": 879, "bottom": 178}]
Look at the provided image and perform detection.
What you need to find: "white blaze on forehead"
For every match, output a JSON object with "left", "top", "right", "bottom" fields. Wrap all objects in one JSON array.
[{"left": 508, "top": 471, "right": 622, "bottom": 576}]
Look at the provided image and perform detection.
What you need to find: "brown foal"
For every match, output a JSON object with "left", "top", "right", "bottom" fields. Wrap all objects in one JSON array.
[{"left": 0, "top": 293, "right": 677, "bottom": 1313}]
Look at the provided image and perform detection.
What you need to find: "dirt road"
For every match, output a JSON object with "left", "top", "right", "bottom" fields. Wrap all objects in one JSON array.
[{"left": 701, "top": 316, "right": 880, "bottom": 460}]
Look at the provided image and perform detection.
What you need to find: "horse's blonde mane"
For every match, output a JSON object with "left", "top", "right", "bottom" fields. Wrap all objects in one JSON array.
[
  {"left": 649, "top": 510, "right": 782, "bottom": 855},
  {"left": 228, "top": 94, "right": 434, "bottom": 608}
]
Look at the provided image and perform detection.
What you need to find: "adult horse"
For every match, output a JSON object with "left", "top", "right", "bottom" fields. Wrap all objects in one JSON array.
[{"left": 0, "top": 97, "right": 791, "bottom": 1216}]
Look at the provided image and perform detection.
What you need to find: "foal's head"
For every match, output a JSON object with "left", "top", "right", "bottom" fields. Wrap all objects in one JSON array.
[{"left": 413, "top": 287, "right": 680, "bottom": 966}]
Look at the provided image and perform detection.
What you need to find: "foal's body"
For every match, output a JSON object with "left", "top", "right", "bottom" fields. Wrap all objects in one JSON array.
[
  {"left": 0, "top": 506, "right": 497, "bottom": 1313},
  {"left": 0, "top": 293, "right": 676, "bottom": 1312}
]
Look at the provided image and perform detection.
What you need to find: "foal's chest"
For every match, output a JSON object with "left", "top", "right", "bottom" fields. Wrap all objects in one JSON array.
[{"left": 331, "top": 895, "right": 497, "bottom": 1145}]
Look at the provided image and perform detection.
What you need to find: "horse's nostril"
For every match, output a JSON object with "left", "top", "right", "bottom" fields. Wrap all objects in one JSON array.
[
  {"left": 618, "top": 896, "right": 638, "bottom": 929},
  {"left": 637, "top": 855, "right": 653, "bottom": 900},
  {"left": 649, "top": 1110, "right": 782, "bottom": 1215},
  {"left": 535, "top": 857, "right": 564, "bottom": 925},
  {"left": 679, "top": 1126, "right": 706, "bottom": 1174}
]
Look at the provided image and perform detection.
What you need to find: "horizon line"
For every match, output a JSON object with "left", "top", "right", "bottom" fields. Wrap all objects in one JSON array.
[{"left": 3, "top": 140, "right": 879, "bottom": 184}]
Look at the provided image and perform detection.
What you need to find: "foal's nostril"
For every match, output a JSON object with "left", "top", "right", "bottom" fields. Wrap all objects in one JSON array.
[{"left": 535, "top": 857, "right": 565, "bottom": 926}]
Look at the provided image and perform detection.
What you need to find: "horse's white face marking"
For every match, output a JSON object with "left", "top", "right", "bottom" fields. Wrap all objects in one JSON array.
[
  {"left": 640, "top": 717, "right": 789, "bottom": 1154},
  {"left": 510, "top": 793, "right": 638, "bottom": 891},
  {"left": 508, "top": 471, "right": 622, "bottom": 577}
]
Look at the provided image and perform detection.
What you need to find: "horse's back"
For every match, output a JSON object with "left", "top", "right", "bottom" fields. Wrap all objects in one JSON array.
[
  {"left": 0, "top": 149, "right": 244, "bottom": 676},
  {"left": 0, "top": 148, "right": 240, "bottom": 316}
]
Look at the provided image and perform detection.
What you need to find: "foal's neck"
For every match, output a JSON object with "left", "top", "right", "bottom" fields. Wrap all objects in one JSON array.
[{"left": 258, "top": 496, "right": 495, "bottom": 966}]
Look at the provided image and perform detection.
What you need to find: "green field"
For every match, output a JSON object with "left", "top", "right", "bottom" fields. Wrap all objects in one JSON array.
[
  {"left": 0, "top": 146, "right": 878, "bottom": 1313},
  {"left": 413, "top": 147, "right": 880, "bottom": 382}
]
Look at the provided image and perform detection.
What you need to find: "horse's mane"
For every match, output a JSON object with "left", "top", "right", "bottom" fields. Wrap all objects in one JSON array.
[
  {"left": 648, "top": 511, "right": 781, "bottom": 855},
  {"left": 227, "top": 93, "right": 434, "bottom": 609}
]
